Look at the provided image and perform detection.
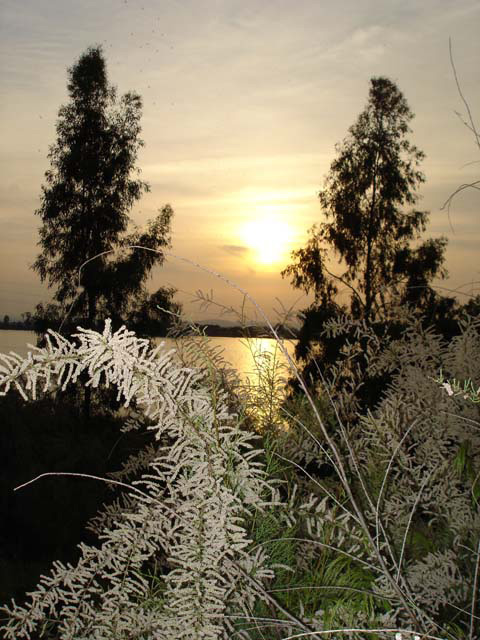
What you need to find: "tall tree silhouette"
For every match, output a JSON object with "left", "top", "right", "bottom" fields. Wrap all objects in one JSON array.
[
  {"left": 32, "top": 45, "right": 178, "bottom": 416},
  {"left": 282, "top": 77, "right": 457, "bottom": 404}
]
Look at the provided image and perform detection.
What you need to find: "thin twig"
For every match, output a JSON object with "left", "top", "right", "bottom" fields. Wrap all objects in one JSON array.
[
  {"left": 396, "top": 465, "right": 438, "bottom": 583},
  {"left": 449, "top": 38, "right": 480, "bottom": 151}
]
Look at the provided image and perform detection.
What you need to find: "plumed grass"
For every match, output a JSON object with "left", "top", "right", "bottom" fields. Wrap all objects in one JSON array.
[{"left": 0, "top": 277, "right": 478, "bottom": 639}]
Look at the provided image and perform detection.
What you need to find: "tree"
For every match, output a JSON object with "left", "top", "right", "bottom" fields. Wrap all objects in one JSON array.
[
  {"left": 124, "top": 286, "right": 182, "bottom": 336},
  {"left": 282, "top": 77, "right": 458, "bottom": 407},
  {"left": 2, "top": 315, "right": 9, "bottom": 328},
  {"left": 32, "top": 45, "right": 176, "bottom": 334},
  {"left": 32, "top": 45, "right": 179, "bottom": 417},
  {"left": 21, "top": 312, "right": 33, "bottom": 329}
]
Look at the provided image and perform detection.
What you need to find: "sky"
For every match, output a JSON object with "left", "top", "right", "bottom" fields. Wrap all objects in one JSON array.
[{"left": 1, "top": 0, "right": 479, "bottom": 326}]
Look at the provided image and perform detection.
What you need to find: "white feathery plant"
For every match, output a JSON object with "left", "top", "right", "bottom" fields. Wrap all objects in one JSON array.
[
  {"left": 0, "top": 251, "right": 478, "bottom": 639},
  {"left": 266, "top": 304, "right": 479, "bottom": 639},
  {"left": 0, "top": 319, "right": 301, "bottom": 639}
]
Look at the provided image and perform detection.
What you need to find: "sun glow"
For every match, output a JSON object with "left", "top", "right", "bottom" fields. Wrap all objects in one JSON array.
[{"left": 240, "top": 214, "right": 293, "bottom": 266}]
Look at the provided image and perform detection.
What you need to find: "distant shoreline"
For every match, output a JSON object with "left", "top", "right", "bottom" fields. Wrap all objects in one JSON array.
[{"left": 191, "top": 324, "right": 298, "bottom": 338}]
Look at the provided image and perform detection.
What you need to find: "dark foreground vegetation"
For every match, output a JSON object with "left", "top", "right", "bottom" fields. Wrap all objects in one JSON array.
[
  {"left": 0, "top": 308, "right": 479, "bottom": 638},
  {"left": 0, "top": 387, "right": 157, "bottom": 608}
]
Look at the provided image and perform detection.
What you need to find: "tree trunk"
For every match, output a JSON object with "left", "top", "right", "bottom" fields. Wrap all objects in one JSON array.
[{"left": 364, "top": 152, "right": 379, "bottom": 327}]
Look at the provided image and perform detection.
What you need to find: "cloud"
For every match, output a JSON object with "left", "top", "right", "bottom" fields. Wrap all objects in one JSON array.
[
  {"left": 319, "top": 24, "right": 391, "bottom": 67},
  {"left": 221, "top": 244, "right": 249, "bottom": 256}
]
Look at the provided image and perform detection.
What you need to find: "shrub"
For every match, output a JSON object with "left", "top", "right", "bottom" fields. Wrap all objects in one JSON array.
[{"left": 0, "top": 304, "right": 478, "bottom": 639}]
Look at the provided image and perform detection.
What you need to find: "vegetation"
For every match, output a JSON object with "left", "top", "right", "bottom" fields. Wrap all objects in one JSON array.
[
  {"left": 0, "top": 390, "right": 156, "bottom": 609},
  {"left": 0, "top": 298, "right": 478, "bottom": 639},
  {"left": 31, "top": 45, "right": 178, "bottom": 338},
  {"left": 0, "top": 314, "right": 34, "bottom": 330},
  {"left": 29, "top": 44, "right": 182, "bottom": 418},
  {"left": 281, "top": 76, "right": 459, "bottom": 414},
  {"left": 0, "top": 43, "right": 478, "bottom": 640}
]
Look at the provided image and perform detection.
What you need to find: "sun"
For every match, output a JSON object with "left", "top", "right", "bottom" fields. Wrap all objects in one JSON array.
[{"left": 240, "top": 215, "right": 293, "bottom": 266}]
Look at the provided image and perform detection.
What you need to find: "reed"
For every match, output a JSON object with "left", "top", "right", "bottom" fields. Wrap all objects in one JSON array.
[{"left": 0, "top": 257, "right": 478, "bottom": 639}]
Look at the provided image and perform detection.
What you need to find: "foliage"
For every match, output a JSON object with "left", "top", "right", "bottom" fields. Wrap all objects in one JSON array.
[
  {"left": 31, "top": 45, "right": 177, "bottom": 335},
  {"left": 282, "top": 76, "right": 457, "bottom": 387},
  {"left": 0, "top": 321, "right": 289, "bottom": 639},
  {"left": 278, "top": 307, "right": 480, "bottom": 636},
  {"left": 0, "top": 302, "right": 478, "bottom": 638},
  {"left": 0, "top": 390, "right": 152, "bottom": 608}
]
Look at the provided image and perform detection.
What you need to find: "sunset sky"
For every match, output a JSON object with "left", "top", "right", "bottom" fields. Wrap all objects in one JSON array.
[{"left": 1, "top": 0, "right": 479, "bottom": 326}]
